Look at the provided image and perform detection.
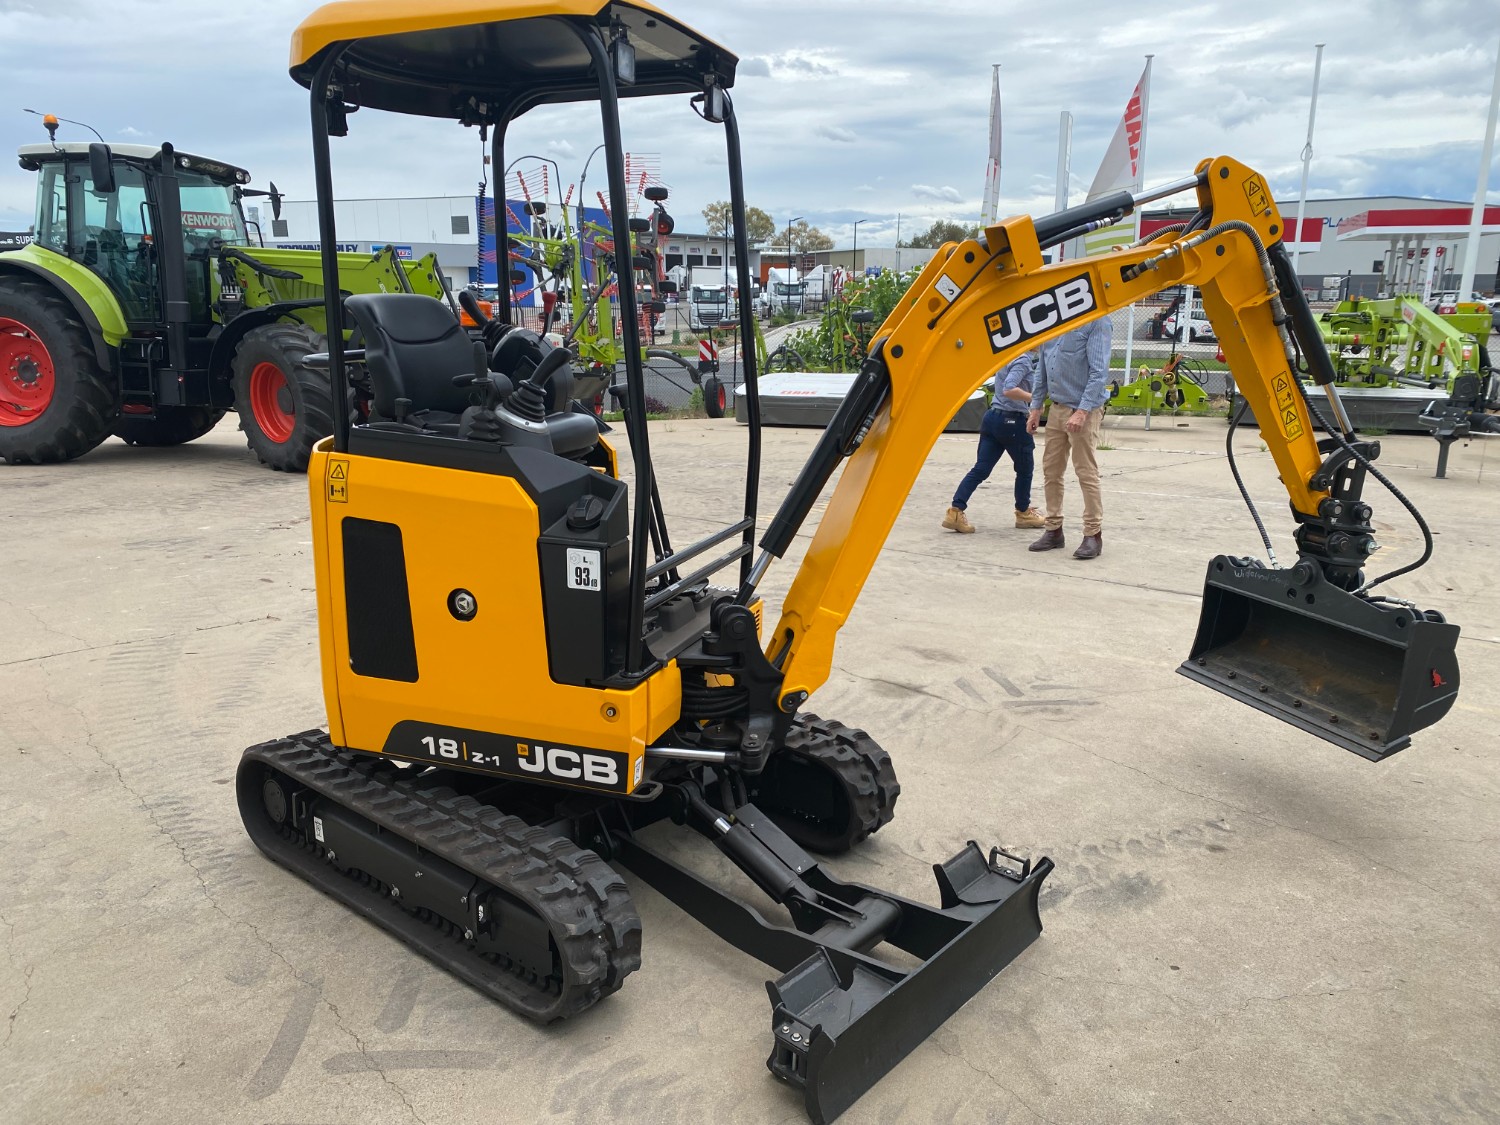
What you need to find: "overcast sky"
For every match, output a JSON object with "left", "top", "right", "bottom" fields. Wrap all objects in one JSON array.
[{"left": 3, "top": 0, "right": 1498, "bottom": 247}]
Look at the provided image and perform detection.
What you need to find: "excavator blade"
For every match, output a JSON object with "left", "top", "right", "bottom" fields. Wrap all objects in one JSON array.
[
  {"left": 1178, "top": 556, "right": 1460, "bottom": 761},
  {"left": 765, "top": 846, "right": 1051, "bottom": 1125}
]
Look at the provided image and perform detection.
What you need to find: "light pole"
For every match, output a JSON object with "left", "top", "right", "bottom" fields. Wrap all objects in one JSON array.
[
  {"left": 786, "top": 216, "right": 802, "bottom": 274},
  {"left": 851, "top": 218, "right": 867, "bottom": 275}
]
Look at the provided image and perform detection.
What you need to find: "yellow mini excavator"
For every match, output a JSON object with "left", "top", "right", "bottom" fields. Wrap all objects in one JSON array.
[{"left": 238, "top": 3, "right": 1462, "bottom": 1121}]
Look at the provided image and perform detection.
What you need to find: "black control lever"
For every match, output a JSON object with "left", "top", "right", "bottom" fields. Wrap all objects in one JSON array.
[
  {"left": 507, "top": 347, "right": 572, "bottom": 423},
  {"left": 458, "top": 287, "right": 490, "bottom": 329}
]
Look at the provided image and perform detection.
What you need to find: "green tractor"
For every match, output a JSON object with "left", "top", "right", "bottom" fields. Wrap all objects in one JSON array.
[{"left": 1, "top": 133, "right": 450, "bottom": 469}]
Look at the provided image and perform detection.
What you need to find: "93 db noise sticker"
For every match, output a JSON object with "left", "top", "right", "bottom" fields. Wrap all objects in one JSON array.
[{"left": 567, "top": 548, "right": 601, "bottom": 591}]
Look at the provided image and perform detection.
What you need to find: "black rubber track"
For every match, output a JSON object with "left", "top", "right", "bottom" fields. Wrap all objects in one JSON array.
[
  {"left": 114, "top": 405, "right": 225, "bottom": 446},
  {"left": 230, "top": 322, "right": 331, "bottom": 472},
  {"left": 0, "top": 277, "right": 117, "bottom": 464},
  {"left": 748, "top": 713, "right": 901, "bottom": 855},
  {"left": 238, "top": 731, "right": 641, "bottom": 1022}
]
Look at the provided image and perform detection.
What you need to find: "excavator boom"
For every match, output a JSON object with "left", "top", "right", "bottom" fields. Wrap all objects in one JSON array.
[{"left": 752, "top": 156, "right": 1458, "bottom": 760}]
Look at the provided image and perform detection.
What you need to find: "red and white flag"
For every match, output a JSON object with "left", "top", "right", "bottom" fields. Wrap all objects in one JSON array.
[
  {"left": 979, "top": 64, "right": 1002, "bottom": 227},
  {"left": 1083, "top": 58, "right": 1152, "bottom": 257}
]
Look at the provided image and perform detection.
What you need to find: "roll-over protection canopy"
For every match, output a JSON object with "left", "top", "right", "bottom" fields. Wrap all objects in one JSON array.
[{"left": 289, "top": 0, "right": 737, "bottom": 120}]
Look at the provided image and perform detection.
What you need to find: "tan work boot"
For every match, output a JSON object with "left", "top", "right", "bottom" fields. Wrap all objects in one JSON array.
[
  {"left": 942, "top": 506, "right": 976, "bottom": 534},
  {"left": 1014, "top": 507, "right": 1045, "bottom": 529}
]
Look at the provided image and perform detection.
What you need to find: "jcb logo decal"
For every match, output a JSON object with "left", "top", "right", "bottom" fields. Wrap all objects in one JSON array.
[
  {"left": 517, "top": 742, "right": 620, "bottom": 786},
  {"left": 986, "top": 275, "right": 1095, "bottom": 353}
]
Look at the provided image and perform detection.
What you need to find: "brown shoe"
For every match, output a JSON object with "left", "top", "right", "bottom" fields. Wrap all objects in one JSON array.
[
  {"left": 942, "top": 506, "right": 976, "bottom": 534},
  {"left": 1028, "top": 528, "right": 1065, "bottom": 552},
  {"left": 1014, "top": 507, "right": 1045, "bottom": 529},
  {"left": 1073, "top": 533, "right": 1102, "bottom": 560}
]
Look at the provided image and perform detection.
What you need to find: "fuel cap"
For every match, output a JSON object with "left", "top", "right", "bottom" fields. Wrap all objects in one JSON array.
[{"left": 567, "top": 494, "right": 606, "bottom": 531}]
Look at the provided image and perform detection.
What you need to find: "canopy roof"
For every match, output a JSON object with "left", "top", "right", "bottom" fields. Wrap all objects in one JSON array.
[
  {"left": 17, "top": 142, "right": 251, "bottom": 183},
  {"left": 289, "top": 0, "right": 736, "bottom": 120},
  {"left": 1336, "top": 206, "right": 1500, "bottom": 241}
]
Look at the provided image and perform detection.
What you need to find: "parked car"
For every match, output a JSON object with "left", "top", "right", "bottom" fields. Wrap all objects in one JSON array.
[{"left": 1157, "top": 297, "right": 1216, "bottom": 343}]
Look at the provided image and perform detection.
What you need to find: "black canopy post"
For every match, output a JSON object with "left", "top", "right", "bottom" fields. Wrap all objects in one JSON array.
[{"left": 308, "top": 46, "right": 351, "bottom": 452}]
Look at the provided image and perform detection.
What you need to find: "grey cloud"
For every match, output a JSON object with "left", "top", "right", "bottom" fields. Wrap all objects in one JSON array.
[
  {"left": 814, "top": 125, "right": 857, "bottom": 144},
  {"left": 2, "top": 0, "right": 1497, "bottom": 237},
  {"left": 912, "top": 184, "right": 963, "bottom": 203},
  {"left": 778, "top": 54, "right": 837, "bottom": 77}
]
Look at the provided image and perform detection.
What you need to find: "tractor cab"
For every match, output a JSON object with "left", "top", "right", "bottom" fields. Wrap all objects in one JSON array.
[{"left": 18, "top": 141, "right": 254, "bottom": 329}]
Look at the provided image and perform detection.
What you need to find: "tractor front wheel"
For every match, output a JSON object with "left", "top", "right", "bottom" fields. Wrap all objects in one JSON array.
[
  {"left": 114, "top": 405, "right": 226, "bottom": 447},
  {"left": 0, "top": 278, "right": 116, "bottom": 464},
  {"left": 231, "top": 323, "right": 331, "bottom": 472}
]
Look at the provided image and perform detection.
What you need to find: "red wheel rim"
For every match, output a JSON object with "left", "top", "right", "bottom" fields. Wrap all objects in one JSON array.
[
  {"left": 249, "top": 361, "right": 295, "bottom": 443},
  {"left": 0, "top": 316, "right": 55, "bottom": 428},
  {"left": 715, "top": 383, "right": 726, "bottom": 412}
]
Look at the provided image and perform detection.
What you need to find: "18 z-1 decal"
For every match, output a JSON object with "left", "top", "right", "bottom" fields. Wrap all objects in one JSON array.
[
  {"left": 985, "top": 274, "right": 1096, "bottom": 352},
  {"left": 380, "top": 720, "right": 631, "bottom": 792}
]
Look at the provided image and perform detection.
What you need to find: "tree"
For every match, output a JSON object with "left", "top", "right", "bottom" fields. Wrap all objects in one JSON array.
[
  {"left": 701, "top": 201, "right": 776, "bottom": 244},
  {"left": 899, "top": 219, "right": 980, "bottom": 249},
  {"left": 783, "top": 219, "right": 833, "bottom": 253}
]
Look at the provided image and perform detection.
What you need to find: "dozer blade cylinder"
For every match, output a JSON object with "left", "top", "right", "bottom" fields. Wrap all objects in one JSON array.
[{"left": 1179, "top": 556, "right": 1460, "bottom": 760}]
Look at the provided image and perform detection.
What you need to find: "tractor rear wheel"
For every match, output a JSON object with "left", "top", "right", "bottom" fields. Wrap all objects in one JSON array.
[
  {"left": 114, "top": 405, "right": 225, "bottom": 447},
  {"left": 0, "top": 278, "right": 116, "bottom": 464},
  {"left": 702, "top": 373, "right": 727, "bottom": 418},
  {"left": 231, "top": 322, "right": 331, "bottom": 472}
]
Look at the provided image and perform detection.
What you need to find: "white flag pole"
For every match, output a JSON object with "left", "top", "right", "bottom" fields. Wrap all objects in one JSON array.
[
  {"left": 1458, "top": 36, "right": 1500, "bottom": 299},
  {"left": 1291, "top": 44, "right": 1326, "bottom": 277},
  {"left": 1123, "top": 56, "right": 1152, "bottom": 401}
]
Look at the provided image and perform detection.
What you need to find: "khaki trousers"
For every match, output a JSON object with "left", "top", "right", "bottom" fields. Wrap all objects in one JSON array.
[{"left": 1041, "top": 406, "right": 1103, "bottom": 534}]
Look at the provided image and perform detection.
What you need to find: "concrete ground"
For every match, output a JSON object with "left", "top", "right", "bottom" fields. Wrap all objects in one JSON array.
[{"left": 2, "top": 414, "right": 1497, "bottom": 1124}]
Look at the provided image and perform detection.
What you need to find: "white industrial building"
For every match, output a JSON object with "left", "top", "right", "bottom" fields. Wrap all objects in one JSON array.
[
  {"left": 252, "top": 195, "right": 762, "bottom": 295},
  {"left": 252, "top": 192, "right": 1500, "bottom": 303},
  {"left": 1147, "top": 195, "right": 1500, "bottom": 298}
]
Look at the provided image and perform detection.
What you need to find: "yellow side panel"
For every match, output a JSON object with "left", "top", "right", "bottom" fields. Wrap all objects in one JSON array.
[{"left": 307, "top": 441, "right": 677, "bottom": 792}]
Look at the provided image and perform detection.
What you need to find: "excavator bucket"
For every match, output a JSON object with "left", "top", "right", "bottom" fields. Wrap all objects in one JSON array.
[{"left": 1178, "top": 556, "right": 1460, "bottom": 761}]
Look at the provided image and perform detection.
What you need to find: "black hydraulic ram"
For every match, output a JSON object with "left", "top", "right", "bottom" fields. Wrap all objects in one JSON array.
[{"left": 745, "top": 347, "right": 891, "bottom": 590}]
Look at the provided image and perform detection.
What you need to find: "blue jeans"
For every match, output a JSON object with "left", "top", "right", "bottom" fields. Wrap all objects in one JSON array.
[{"left": 952, "top": 409, "right": 1035, "bottom": 511}]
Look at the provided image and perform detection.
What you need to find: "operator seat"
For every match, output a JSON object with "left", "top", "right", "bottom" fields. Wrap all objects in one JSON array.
[{"left": 344, "top": 292, "right": 477, "bottom": 427}]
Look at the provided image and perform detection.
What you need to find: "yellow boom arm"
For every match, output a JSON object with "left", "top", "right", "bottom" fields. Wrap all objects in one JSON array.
[{"left": 762, "top": 157, "right": 1347, "bottom": 710}]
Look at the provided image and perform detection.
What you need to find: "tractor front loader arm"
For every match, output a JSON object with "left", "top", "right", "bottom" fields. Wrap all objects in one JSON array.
[{"left": 750, "top": 156, "right": 1459, "bottom": 761}]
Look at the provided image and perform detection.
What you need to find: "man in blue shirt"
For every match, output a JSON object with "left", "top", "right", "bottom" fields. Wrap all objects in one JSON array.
[
  {"left": 1026, "top": 315, "right": 1113, "bottom": 559},
  {"left": 943, "top": 349, "right": 1045, "bottom": 534}
]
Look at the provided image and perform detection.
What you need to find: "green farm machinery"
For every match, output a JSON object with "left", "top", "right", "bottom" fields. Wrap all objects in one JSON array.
[
  {"left": 1106, "top": 352, "right": 1213, "bottom": 413},
  {"left": 1317, "top": 296, "right": 1497, "bottom": 475},
  {"left": 1, "top": 128, "right": 450, "bottom": 469}
]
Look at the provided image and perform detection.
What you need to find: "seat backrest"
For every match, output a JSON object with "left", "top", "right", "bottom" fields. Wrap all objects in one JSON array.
[{"left": 344, "top": 293, "right": 476, "bottom": 418}]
